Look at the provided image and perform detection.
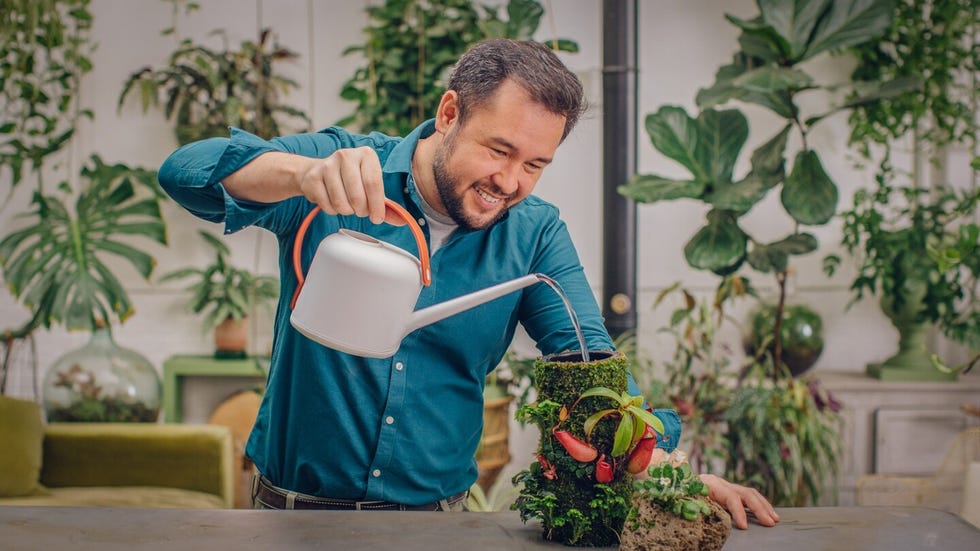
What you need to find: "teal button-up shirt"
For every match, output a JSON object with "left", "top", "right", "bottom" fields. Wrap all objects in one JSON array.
[{"left": 158, "top": 120, "right": 680, "bottom": 505}]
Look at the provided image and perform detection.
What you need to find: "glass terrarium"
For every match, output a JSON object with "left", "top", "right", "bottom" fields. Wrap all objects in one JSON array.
[{"left": 42, "top": 327, "right": 161, "bottom": 422}]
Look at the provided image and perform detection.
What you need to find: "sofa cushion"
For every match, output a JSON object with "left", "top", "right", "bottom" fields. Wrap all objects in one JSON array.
[
  {"left": 0, "top": 486, "right": 225, "bottom": 508},
  {"left": 0, "top": 395, "right": 47, "bottom": 497}
]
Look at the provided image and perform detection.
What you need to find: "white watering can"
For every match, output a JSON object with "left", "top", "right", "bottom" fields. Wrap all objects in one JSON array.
[{"left": 289, "top": 199, "right": 542, "bottom": 358}]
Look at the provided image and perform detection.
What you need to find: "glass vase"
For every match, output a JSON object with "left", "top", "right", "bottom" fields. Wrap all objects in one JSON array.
[{"left": 42, "top": 327, "right": 161, "bottom": 422}]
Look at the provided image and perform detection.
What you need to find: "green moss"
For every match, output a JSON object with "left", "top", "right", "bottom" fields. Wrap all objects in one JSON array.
[{"left": 515, "top": 350, "right": 635, "bottom": 547}]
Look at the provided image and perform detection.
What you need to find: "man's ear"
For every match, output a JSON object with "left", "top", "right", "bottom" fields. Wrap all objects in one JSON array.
[{"left": 434, "top": 90, "right": 460, "bottom": 134}]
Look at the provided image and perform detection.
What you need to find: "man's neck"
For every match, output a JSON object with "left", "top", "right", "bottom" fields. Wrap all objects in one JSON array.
[{"left": 411, "top": 134, "right": 444, "bottom": 215}]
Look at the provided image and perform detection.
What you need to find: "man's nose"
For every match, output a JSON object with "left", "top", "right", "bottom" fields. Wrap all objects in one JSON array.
[{"left": 491, "top": 162, "right": 521, "bottom": 195}]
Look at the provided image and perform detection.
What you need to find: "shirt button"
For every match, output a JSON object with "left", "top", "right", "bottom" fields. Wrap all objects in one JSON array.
[
  {"left": 372, "top": 469, "right": 381, "bottom": 478},
  {"left": 395, "top": 362, "right": 404, "bottom": 371},
  {"left": 403, "top": 186, "right": 409, "bottom": 193},
  {"left": 385, "top": 416, "right": 394, "bottom": 425},
  {"left": 417, "top": 218, "right": 426, "bottom": 226}
]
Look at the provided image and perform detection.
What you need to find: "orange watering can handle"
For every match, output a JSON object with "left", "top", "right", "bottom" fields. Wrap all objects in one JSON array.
[{"left": 290, "top": 199, "right": 432, "bottom": 309}]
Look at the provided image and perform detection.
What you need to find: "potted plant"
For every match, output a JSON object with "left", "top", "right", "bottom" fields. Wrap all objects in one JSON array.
[
  {"left": 1, "top": 0, "right": 95, "bottom": 396},
  {"left": 118, "top": 25, "right": 309, "bottom": 144},
  {"left": 159, "top": 230, "right": 279, "bottom": 358},
  {"left": 0, "top": 156, "right": 170, "bottom": 421},
  {"left": 337, "top": 0, "right": 577, "bottom": 136},
  {"left": 618, "top": 0, "right": 895, "bottom": 505},
  {"left": 824, "top": 0, "right": 980, "bottom": 379},
  {"left": 514, "top": 350, "right": 664, "bottom": 547},
  {"left": 621, "top": 456, "right": 732, "bottom": 551}
]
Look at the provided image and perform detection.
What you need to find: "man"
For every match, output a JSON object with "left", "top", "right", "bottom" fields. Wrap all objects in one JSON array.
[{"left": 159, "top": 38, "right": 777, "bottom": 528}]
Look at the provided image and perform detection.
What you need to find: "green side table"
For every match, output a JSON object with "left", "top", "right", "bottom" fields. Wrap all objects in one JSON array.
[{"left": 162, "top": 355, "right": 269, "bottom": 422}]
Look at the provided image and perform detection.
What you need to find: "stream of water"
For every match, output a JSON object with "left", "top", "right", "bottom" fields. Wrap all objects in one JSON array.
[{"left": 534, "top": 274, "right": 590, "bottom": 363}]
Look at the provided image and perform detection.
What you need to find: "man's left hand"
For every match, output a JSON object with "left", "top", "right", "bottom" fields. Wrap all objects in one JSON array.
[{"left": 699, "top": 473, "right": 780, "bottom": 530}]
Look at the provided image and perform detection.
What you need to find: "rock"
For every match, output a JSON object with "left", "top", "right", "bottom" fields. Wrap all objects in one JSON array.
[{"left": 620, "top": 496, "right": 731, "bottom": 551}]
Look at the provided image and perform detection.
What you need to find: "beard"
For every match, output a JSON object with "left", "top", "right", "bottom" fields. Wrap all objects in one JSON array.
[{"left": 432, "top": 132, "right": 511, "bottom": 231}]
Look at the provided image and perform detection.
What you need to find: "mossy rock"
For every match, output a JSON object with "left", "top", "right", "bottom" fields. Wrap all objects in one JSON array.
[
  {"left": 516, "top": 350, "right": 634, "bottom": 547},
  {"left": 620, "top": 496, "right": 731, "bottom": 551}
]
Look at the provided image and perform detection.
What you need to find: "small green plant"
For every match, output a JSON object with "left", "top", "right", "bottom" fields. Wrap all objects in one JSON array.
[
  {"left": 633, "top": 460, "right": 712, "bottom": 522},
  {"left": 158, "top": 231, "right": 278, "bottom": 331}
]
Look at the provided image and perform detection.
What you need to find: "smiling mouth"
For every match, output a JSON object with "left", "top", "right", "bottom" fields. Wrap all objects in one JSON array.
[{"left": 476, "top": 187, "right": 505, "bottom": 206}]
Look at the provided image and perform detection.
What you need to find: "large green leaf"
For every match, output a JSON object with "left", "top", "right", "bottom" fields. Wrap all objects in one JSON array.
[
  {"left": 698, "top": 109, "right": 749, "bottom": 185},
  {"left": 750, "top": 124, "right": 791, "bottom": 179},
  {"left": 619, "top": 175, "right": 705, "bottom": 204},
  {"left": 747, "top": 233, "right": 819, "bottom": 273},
  {"left": 644, "top": 107, "right": 707, "bottom": 181},
  {"left": 684, "top": 210, "right": 748, "bottom": 273},
  {"left": 781, "top": 150, "right": 838, "bottom": 225},
  {"left": 758, "top": 0, "right": 833, "bottom": 61},
  {"left": 805, "top": 76, "right": 921, "bottom": 127},
  {"left": 696, "top": 57, "right": 799, "bottom": 119},
  {"left": 0, "top": 155, "right": 167, "bottom": 332},
  {"left": 804, "top": 0, "right": 894, "bottom": 60},
  {"left": 704, "top": 173, "right": 775, "bottom": 213}
]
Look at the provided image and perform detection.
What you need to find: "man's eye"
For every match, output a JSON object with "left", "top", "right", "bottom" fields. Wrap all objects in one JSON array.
[{"left": 490, "top": 148, "right": 507, "bottom": 157}]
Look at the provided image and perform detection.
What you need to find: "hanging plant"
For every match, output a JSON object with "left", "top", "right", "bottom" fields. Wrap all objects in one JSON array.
[{"left": 0, "top": 0, "right": 94, "bottom": 191}]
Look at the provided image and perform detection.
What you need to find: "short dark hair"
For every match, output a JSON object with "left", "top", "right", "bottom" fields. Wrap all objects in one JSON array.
[{"left": 447, "top": 39, "right": 586, "bottom": 142}]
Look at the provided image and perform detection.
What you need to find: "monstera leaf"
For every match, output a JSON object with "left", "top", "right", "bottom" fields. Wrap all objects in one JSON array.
[{"left": 0, "top": 155, "right": 167, "bottom": 332}]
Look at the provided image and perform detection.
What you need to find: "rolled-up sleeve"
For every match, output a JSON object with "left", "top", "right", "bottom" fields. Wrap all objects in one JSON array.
[{"left": 158, "top": 128, "right": 301, "bottom": 233}]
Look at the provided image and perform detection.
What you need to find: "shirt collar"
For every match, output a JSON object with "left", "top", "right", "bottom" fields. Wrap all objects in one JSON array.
[{"left": 382, "top": 119, "right": 437, "bottom": 174}]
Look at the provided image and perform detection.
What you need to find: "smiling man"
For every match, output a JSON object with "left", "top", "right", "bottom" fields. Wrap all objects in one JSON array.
[{"left": 157, "top": 38, "right": 777, "bottom": 528}]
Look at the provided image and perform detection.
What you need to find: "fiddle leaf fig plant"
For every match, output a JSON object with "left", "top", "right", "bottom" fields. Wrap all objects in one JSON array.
[
  {"left": 619, "top": 0, "right": 909, "bottom": 373},
  {"left": 0, "top": 155, "right": 168, "bottom": 334}
]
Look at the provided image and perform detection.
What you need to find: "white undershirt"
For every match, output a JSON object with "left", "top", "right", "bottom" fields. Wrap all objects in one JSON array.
[{"left": 416, "top": 187, "right": 457, "bottom": 254}]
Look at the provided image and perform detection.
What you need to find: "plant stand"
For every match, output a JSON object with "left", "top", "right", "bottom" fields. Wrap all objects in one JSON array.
[{"left": 868, "top": 318, "right": 957, "bottom": 382}]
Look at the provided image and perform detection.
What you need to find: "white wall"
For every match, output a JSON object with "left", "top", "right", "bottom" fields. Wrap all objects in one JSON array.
[{"left": 1, "top": 1, "right": 974, "bottom": 465}]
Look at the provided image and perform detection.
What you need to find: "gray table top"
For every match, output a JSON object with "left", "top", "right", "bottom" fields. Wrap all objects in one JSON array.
[{"left": 1, "top": 505, "right": 977, "bottom": 550}]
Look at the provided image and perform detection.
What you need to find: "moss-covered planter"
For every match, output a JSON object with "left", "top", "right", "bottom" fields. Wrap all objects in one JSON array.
[{"left": 514, "top": 350, "right": 634, "bottom": 547}]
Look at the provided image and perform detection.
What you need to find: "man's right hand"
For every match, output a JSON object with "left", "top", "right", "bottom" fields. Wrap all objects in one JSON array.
[
  {"left": 224, "top": 147, "right": 402, "bottom": 226},
  {"left": 297, "top": 146, "right": 397, "bottom": 225}
]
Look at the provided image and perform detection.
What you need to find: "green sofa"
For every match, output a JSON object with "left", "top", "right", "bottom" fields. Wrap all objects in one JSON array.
[{"left": 0, "top": 421, "right": 235, "bottom": 508}]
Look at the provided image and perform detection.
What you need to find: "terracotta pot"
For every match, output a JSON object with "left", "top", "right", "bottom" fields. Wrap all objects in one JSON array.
[{"left": 214, "top": 317, "right": 248, "bottom": 357}]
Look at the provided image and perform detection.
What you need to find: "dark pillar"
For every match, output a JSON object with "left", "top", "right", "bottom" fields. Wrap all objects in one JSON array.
[{"left": 601, "top": 0, "right": 638, "bottom": 339}]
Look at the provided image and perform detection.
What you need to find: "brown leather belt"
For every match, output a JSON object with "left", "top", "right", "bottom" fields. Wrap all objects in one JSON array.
[{"left": 253, "top": 475, "right": 467, "bottom": 511}]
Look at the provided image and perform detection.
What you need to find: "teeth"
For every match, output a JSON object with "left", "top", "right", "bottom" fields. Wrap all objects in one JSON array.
[{"left": 477, "top": 189, "right": 500, "bottom": 204}]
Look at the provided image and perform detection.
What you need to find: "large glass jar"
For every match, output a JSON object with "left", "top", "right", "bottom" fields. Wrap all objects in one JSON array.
[{"left": 42, "top": 327, "right": 161, "bottom": 422}]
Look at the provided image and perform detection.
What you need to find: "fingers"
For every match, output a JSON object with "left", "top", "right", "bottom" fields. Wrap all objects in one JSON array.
[
  {"left": 301, "top": 147, "right": 387, "bottom": 224},
  {"left": 700, "top": 474, "right": 779, "bottom": 530}
]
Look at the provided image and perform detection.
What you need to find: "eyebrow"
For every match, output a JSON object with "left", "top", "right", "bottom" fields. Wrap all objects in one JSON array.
[{"left": 491, "top": 137, "right": 553, "bottom": 165}]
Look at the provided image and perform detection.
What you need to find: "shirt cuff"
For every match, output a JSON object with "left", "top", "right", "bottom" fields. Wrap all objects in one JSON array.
[
  {"left": 213, "top": 127, "right": 286, "bottom": 234},
  {"left": 651, "top": 408, "right": 682, "bottom": 452}
]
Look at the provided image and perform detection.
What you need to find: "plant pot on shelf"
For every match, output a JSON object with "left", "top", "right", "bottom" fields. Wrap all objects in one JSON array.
[
  {"left": 867, "top": 279, "right": 957, "bottom": 382},
  {"left": 214, "top": 317, "right": 248, "bottom": 359},
  {"left": 42, "top": 327, "right": 161, "bottom": 422}
]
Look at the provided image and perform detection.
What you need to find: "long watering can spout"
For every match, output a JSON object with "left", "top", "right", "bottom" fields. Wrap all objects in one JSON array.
[{"left": 406, "top": 274, "right": 542, "bottom": 334}]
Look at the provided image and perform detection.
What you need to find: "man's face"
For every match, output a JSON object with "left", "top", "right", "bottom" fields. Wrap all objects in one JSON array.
[{"left": 431, "top": 80, "right": 566, "bottom": 231}]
